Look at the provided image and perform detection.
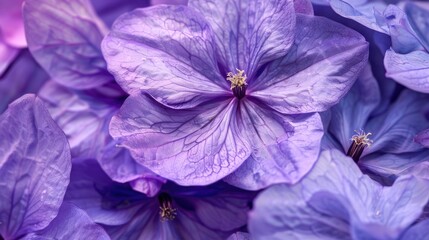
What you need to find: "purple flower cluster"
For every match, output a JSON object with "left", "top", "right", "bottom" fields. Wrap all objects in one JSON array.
[{"left": 2, "top": 0, "right": 429, "bottom": 239}]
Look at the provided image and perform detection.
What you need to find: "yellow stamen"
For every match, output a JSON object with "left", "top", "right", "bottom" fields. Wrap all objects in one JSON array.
[{"left": 227, "top": 68, "right": 247, "bottom": 89}]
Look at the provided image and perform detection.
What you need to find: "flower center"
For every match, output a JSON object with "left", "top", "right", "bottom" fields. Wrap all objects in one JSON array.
[
  {"left": 158, "top": 192, "right": 177, "bottom": 222},
  {"left": 346, "top": 130, "right": 373, "bottom": 163},
  {"left": 227, "top": 69, "right": 247, "bottom": 99}
]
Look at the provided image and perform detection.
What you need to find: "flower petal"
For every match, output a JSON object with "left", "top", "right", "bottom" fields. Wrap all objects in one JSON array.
[
  {"left": 0, "top": 95, "right": 71, "bottom": 239},
  {"left": 329, "top": 0, "right": 389, "bottom": 33},
  {"left": 225, "top": 100, "right": 323, "bottom": 190},
  {"left": 0, "top": 50, "right": 48, "bottom": 114},
  {"left": 23, "top": 0, "right": 111, "bottom": 89},
  {"left": 110, "top": 94, "right": 252, "bottom": 185},
  {"left": 25, "top": 202, "right": 110, "bottom": 240},
  {"left": 400, "top": 219, "right": 429, "bottom": 240},
  {"left": 190, "top": 0, "right": 296, "bottom": 76},
  {"left": 102, "top": 5, "right": 229, "bottom": 109},
  {"left": 325, "top": 64, "right": 381, "bottom": 152},
  {"left": 0, "top": 0, "right": 26, "bottom": 47},
  {"left": 38, "top": 81, "right": 120, "bottom": 159},
  {"left": 249, "top": 149, "right": 429, "bottom": 239},
  {"left": 294, "top": 0, "right": 314, "bottom": 15},
  {"left": 0, "top": 40, "right": 18, "bottom": 76},
  {"left": 250, "top": 14, "right": 368, "bottom": 114},
  {"left": 384, "top": 50, "right": 429, "bottom": 93},
  {"left": 366, "top": 90, "right": 429, "bottom": 154},
  {"left": 404, "top": 2, "right": 429, "bottom": 51}
]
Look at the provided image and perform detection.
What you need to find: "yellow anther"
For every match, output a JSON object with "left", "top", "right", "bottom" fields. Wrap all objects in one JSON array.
[{"left": 227, "top": 69, "right": 247, "bottom": 89}]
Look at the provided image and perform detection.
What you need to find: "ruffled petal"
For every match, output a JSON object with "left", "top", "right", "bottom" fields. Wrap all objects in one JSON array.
[
  {"left": 190, "top": 0, "right": 296, "bottom": 76},
  {"left": 23, "top": 0, "right": 111, "bottom": 89},
  {"left": 384, "top": 50, "right": 429, "bottom": 93},
  {"left": 225, "top": 100, "right": 323, "bottom": 190},
  {"left": 24, "top": 202, "right": 110, "bottom": 240},
  {"left": 0, "top": 95, "right": 71, "bottom": 239},
  {"left": 250, "top": 14, "right": 368, "bottom": 114},
  {"left": 102, "top": 5, "right": 229, "bottom": 108},
  {"left": 110, "top": 94, "right": 252, "bottom": 185}
]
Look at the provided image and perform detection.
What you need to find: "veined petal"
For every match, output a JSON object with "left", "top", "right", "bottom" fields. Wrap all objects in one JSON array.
[
  {"left": 110, "top": 94, "right": 252, "bottom": 185},
  {"left": 225, "top": 99, "right": 323, "bottom": 190},
  {"left": 0, "top": 95, "right": 71, "bottom": 239},
  {"left": 384, "top": 50, "right": 429, "bottom": 93},
  {"left": 250, "top": 14, "right": 368, "bottom": 114},
  {"left": 102, "top": 5, "right": 229, "bottom": 109},
  {"left": 24, "top": 202, "right": 110, "bottom": 240},
  {"left": 326, "top": 64, "right": 381, "bottom": 152},
  {"left": 23, "top": 0, "right": 111, "bottom": 89},
  {"left": 190, "top": 0, "right": 296, "bottom": 76}
]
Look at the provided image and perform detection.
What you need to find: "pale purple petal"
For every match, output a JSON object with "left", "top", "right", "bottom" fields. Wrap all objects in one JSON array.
[
  {"left": 24, "top": 203, "right": 110, "bottom": 240},
  {"left": 0, "top": 0, "right": 26, "bottom": 48},
  {"left": 110, "top": 94, "right": 252, "bottom": 185},
  {"left": 225, "top": 100, "right": 323, "bottom": 190},
  {"left": 38, "top": 81, "right": 119, "bottom": 159},
  {"left": 250, "top": 14, "right": 368, "bottom": 114},
  {"left": 151, "top": 0, "right": 188, "bottom": 5},
  {"left": 416, "top": 128, "right": 429, "bottom": 148},
  {"left": 0, "top": 41, "right": 18, "bottom": 75},
  {"left": 384, "top": 50, "right": 429, "bottom": 93},
  {"left": 249, "top": 149, "right": 429, "bottom": 239},
  {"left": 102, "top": 5, "right": 229, "bottom": 109},
  {"left": 24, "top": 0, "right": 112, "bottom": 89},
  {"left": 190, "top": 0, "right": 296, "bottom": 76},
  {"left": 329, "top": 0, "right": 389, "bottom": 33},
  {"left": 227, "top": 232, "right": 250, "bottom": 240},
  {"left": 404, "top": 2, "right": 429, "bottom": 51},
  {"left": 0, "top": 95, "right": 71, "bottom": 239}
]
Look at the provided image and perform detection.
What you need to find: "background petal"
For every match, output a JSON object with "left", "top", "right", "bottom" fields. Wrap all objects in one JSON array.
[
  {"left": 0, "top": 95, "right": 71, "bottom": 239},
  {"left": 24, "top": 202, "right": 110, "bottom": 240},
  {"left": 250, "top": 14, "right": 368, "bottom": 114},
  {"left": 24, "top": 0, "right": 112, "bottom": 89},
  {"left": 384, "top": 50, "right": 429, "bottom": 93},
  {"left": 102, "top": 5, "right": 229, "bottom": 109},
  {"left": 110, "top": 94, "right": 252, "bottom": 186}
]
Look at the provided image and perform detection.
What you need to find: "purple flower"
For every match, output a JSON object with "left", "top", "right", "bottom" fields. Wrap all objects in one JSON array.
[
  {"left": 65, "top": 159, "right": 255, "bottom": 240},
  {"left": 318, "top": 0, "right": 429, "bottom": 93},
  {"left": 0, "top": 95, "right": 108, "bottom": 239},
  {"left": 249, "top": 149, "right": 429, "bottom": 239},
  {"left": 103, "top": 0, "right": 368, "bottom": 190},
  {"left": 0, "top": 0, "right": 26, "bottom": 74},
  {"left": 323, "top": 64, "right": 429, "bottom": 184}
]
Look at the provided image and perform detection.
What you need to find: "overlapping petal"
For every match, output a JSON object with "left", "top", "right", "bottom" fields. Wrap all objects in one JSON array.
[
  {"left": 102, "top": 5, "right": 229, "bottom": 109},
  {"left": 249, "top": 149, "right": 429, "bottom": 240},
  {"left": 110, "top": 93, "right": 252, "bottom": 185},
  {"left": 24, "top": 0, "right": 111, "bottom": 89},
  {"left": 0, "top": 0, "right": 26, "bottom": 48},
  {"left": 190, "top": 0, "right": 296, "bottom": 76},
  {"left": 250, "top": 14, "right": 368, "bottom": 114},
  {"left": 0, "top": 95, "right": 71, "bottom": 239},
  {"left": 24, "top": 203, "right": 110, "bottom": 240},
  {"left": 225, "top": 100, "right": 323, "bottom": 190}
]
